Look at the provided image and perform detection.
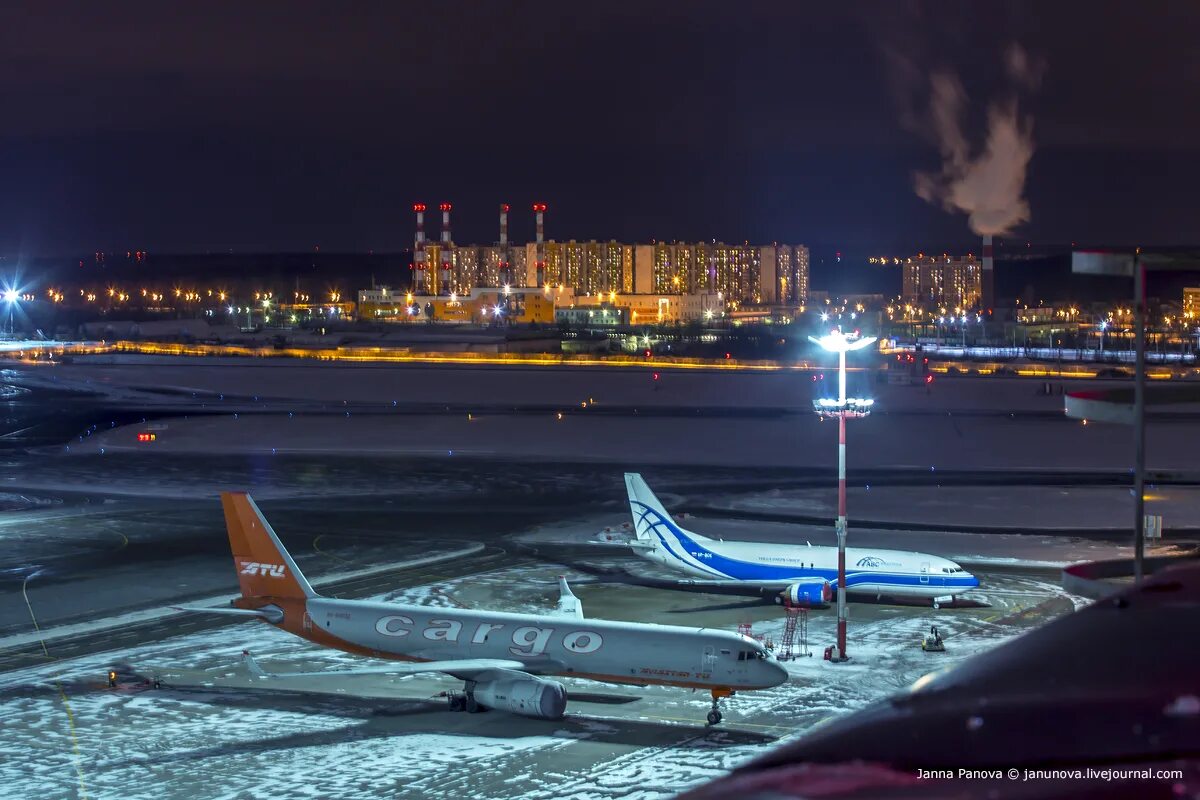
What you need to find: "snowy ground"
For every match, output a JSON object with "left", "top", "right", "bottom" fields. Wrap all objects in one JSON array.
[
  {"left": 714, "top": 484, "right": 1200, "bottom": 532},
  {"left": 53, "top": 409, "right": 1200, "bottom": 472},
  {"left": 0, "top": 554, "right": 1081, "bottom": 800},
  {"left": 0, "top": 441, "right": 1172, "bottom": 798}
]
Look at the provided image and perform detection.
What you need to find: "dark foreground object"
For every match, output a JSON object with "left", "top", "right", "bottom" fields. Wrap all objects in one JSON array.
[{"left": 680, "top": 563, "right": 1200, "bottom": 799}]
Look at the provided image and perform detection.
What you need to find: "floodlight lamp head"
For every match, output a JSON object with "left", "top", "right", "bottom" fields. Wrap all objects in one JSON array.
[{"left": 808, "top": 330, "right": 878, "bottom": 353}]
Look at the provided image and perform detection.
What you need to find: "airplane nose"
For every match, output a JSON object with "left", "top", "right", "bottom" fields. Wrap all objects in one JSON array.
[{"left": 763, "top": 659, "right": 789, "bottom": 688}]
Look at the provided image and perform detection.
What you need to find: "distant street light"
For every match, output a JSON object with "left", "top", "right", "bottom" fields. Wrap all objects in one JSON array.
[{"left": 808, "top": 328, "right": 877, "bottom": 663}]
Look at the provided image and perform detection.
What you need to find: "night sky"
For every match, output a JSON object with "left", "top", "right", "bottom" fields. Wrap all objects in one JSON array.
[{"left": 1, "top": 2, "right": 1197, "bottom": 259}]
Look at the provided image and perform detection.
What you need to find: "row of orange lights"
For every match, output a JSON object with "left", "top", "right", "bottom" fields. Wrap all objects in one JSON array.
[{"left": 42, "top": 287, "right": 342, "bottom": 304}]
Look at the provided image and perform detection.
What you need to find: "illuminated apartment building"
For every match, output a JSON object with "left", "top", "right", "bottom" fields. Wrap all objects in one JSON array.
[{"left": 902, "top": 254, "right": 981, "bottom": 309}]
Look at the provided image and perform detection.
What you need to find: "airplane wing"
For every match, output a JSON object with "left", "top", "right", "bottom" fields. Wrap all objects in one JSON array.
[
  {"left": 173, "top": 605, "right": 284, "bottom": 623},
  {"left": 664, "top": 578, "right": 834, "bottom": 607},
  {"left": 240, "top": 651, "right": 528, "bottom": 681},
  {"left": 676, "top": 579, "right": 796, "bottom": 590}
]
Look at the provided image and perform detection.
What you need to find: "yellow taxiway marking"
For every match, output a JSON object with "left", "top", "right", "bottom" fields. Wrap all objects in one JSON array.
[
  {"left": 312, "top": 534, "right": 352, "bottom": 564},
  {"left": 55, "top": 681, "right": 90, "bottom": 799}
]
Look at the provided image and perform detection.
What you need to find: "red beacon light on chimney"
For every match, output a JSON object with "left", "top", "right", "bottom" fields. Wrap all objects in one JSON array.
[
  {"left": 439, "top": 203, "right": 452, "bottom": 212},
  {"left": 532, "top": 203, "right": 547, "bottom": 213},
  {"left": 412, "top": 203, "right": 426, "bottom": 213},
  {"left": 500, "top": 203, "right": 510, "bottom": 213}
]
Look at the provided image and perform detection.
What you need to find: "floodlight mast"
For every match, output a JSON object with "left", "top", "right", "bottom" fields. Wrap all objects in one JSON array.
[
  {"left": 2, "top": 288, "right": 19, "bottom": 337},
  {"left": 808, "top": 329, "right": 877, "bottom": 663}
]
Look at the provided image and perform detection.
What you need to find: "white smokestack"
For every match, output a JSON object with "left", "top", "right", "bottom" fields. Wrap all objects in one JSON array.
[
  {"left": 412, "top": 203, "right": 426, "bottom": 294},
  {"left": 439, "top": 203, "right": 452, "bottom": 295},
  {"left": 982, "top": 233, "right": 994, "bottom": 310},
  {"left": 533, "top": 203, "right": 547, "bottom": 286},
  {"left": 440, "top": 202, "right": 452, "bottom": 245}
]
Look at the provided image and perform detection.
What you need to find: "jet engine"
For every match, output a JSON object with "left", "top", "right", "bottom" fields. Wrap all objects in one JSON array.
[
  {"left": 781, "top": 579, "right": 833, "bottom": 606},
  {"left": 472, "top": 675, "right": 567, "bottom": 720}
]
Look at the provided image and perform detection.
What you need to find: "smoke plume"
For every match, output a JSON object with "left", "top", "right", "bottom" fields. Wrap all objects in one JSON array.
[{"left": 912, "top": 44, "right": 1042, "bottom": 236}]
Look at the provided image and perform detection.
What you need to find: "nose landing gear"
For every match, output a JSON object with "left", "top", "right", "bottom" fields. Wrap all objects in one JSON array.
[
  {"left": 932, "top": 594, "right": 955, "bottom": 610},
  {"left": 707, "top": 687, "right": 734, "bottom": 726}
]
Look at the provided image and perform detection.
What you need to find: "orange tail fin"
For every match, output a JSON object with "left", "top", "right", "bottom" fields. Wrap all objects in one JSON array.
[{"left": 221, "top": 492, "right": 316, "bottom": 600}]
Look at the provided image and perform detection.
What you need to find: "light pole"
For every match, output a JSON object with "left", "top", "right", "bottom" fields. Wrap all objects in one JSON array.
[
  {"left": 809, "top": 329, "right": 877, "bottom": 663},
  {"left": 3, "top": 289, "right": 19, "bottom": 337},
  {"left": 1068, "top": 249, "right": 1200, "bottom": 582}
]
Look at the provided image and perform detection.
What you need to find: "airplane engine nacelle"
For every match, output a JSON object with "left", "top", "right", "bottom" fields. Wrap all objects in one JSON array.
[
  {"left": 782, "top": 579, "right": 833, "bottom": 606},
  {"left": 473, "top": 675, "right": 567, "bottom": 720}
]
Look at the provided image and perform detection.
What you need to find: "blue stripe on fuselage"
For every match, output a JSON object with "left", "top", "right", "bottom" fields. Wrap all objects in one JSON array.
[
  {"left": 631, "top": 501, "right": 978, "bottom": 591},
  {"left": 634, "top": 502, "right": 725, "bottom": 578}
]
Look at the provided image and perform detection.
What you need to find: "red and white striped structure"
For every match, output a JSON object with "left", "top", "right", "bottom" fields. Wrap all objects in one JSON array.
[
  {"left": 412, "top": 203, "right": 427, "bottom": 294},
  {"left": 498, "top": 203, "right": 512, "bottom": 287},
  {"left": 439, "top": 203, "right": 453, "bottom": 295},
  {"left": 533, "top": 202, "right": 548, "bottom": 286},
  {"left": 809, "top": 329, "right": 877, "bottom": 663}
]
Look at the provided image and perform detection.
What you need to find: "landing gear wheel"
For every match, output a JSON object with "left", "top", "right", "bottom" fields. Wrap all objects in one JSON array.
[
  {"left": 448, "top": 694, "right": 465, "bottom": 712},
  {"left": 932, "top": 602, "right": 940, "bottom": 609},
  {"left": 706, "top": 689, "right": 728, "bottom": 726},
  {"left": 465, "top": 694, "right": 481, "bottom": 713}
]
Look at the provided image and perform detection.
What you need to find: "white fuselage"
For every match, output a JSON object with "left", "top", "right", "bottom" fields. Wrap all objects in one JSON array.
[
  {"left": 306, "top": 598, "right": 788, "bottom": 690},
  {"left": 629, "top": 499, "right": 979, "bottom": 600}
]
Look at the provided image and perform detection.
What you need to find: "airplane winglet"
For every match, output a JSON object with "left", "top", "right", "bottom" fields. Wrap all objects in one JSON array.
[
  {"left": 241, "top": 650, "right": 268, "bottom": 678},
  {"left": 555, "top": 576, "right": 584, "bottom": 619}
]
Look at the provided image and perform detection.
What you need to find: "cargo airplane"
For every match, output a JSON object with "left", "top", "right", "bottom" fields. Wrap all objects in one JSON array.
[
  {"left": 181, "top": 492, "right": 787, "bottom": 725},
  {"left": 621, "top": 474, "right": 979, "bottom": 608}
]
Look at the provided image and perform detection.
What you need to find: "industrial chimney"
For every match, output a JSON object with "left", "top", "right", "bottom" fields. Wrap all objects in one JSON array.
[
  {"left": 412, "top": 203, "right": 427, "bottom": 294},
  {"left": 533, "top": 203, "right": 547, "bottom": 286},
  {"left": 498, "top": 204, "right": 511, "bottom": 287},
  {"left": 439, "top": 202, "right": 453, "bottom": 295},
  {"left": 982, "top": 234, "right": 994, "bottom": 312}
]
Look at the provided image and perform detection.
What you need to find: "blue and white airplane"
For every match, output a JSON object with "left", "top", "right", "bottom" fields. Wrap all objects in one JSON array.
[{"left": 623, "top": 473, "right": 980, "bottom": 608}]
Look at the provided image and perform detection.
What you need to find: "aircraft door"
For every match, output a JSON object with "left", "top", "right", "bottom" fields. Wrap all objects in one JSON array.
[
  {"left": 700, "top": 645, "right": 716, "bottom": 677},
  {"left": 303, "top": 611, "right": 313, "bottom": 632},
  {"left": 919, "top": 562, "right": 930, "bottom": 585}
]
